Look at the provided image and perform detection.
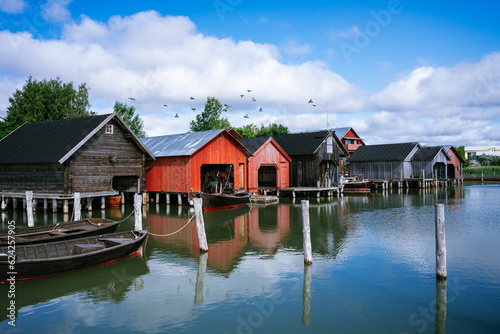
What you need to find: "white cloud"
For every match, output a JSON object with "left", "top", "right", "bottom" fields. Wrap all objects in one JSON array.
[
  {"left": 0, "top": 10, "right": 366, "bottom": 136},
  {"left": 41, "top": 0, "right": 73, "bottom": 22},
  {"left": 0, "top": 0, "right": 26, "bottom": 14},
  {"left": 281, "top": 40, "right": 311, "bottom": 56}
]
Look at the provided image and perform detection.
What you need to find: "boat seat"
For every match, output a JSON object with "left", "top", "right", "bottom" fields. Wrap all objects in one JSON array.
[
  {"left": 98, "top": 238, "right": 132, "bottom": 247},
  {"left": 72, "top": 243, "right": 106, "bottom": 255}
]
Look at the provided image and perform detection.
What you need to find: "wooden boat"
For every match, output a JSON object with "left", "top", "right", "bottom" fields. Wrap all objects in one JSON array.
[
  {"left": 341, "top": 176, "right": 374, "bottom": 193},
  {"left": 199, "top": 191, "right": 250, "bottom": 211},
  {"left": 0, "top": 218, "right": 120, "bottom": 246},
  {"left": 0, "top": 230, "right": 148, "bottom": 282}
]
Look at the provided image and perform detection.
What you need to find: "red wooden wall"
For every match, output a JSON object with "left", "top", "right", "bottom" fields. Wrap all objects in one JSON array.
[
  {"left": 247, "top": 138, "right": 291, "bottom": 193},
  {"left": 145, "top": 131, "right": 247, "bottom": 194}
]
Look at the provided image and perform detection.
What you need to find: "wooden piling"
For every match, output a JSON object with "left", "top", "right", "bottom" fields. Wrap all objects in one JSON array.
[
  {"left": 301, "top": 200, "right": 313, "bottom": 264},
  {"left": 74, "top": 192, "right": 82, "bottom": 220},
  {"left": 435, "top": 204, "right": 447, "bottom": 279},
  {"left": 26, "top": 191, "right": 34, "bottom": 227},
  {"left": 194, "top": 252, "right": 208, "bottom": 305},
  {"left": 134, "top": 193, "right": 142, "bottom": 231},
  {"left": 193, "top": 198, "right": 208, "bottom": 252},
  {"left": 52, "top": 199, "right": 57, "bottom": 213},
  {"left": 101, "top": 197, "right": 106, "bottom": 210}
]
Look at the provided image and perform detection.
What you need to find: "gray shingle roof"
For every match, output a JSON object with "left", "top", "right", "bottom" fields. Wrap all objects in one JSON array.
[
  {"left": 412, "top": 147, "right": 450, "bottom": 161},
  {"left": 348, "top": 142, "right": 420, "bottom": 162},
  {"left": 272, "top": 130, "right": 330, "bottom": 155},
  {"left": 0, "top": 114, "right": 111, "bottom": 164}
]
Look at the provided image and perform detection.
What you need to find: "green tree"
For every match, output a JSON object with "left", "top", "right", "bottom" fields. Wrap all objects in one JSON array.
[
  {"left": 255, "top": 123, "right": 289, "bottom": 137},
  {"left": 190, "top": 97, "right": 231, "bottom": 132},
  {"left": 0, "top": 76, "right": 90, "bottom": 138},
  {"left": 113, "top": 101, "right": 146, "bottom": 138},
  {"left": 234, "top": 124, "right": 258, "bottom": 138}
]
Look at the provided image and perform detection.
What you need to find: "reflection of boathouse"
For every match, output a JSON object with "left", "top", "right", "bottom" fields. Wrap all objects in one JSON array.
[
  {"left": 147, "top": 205, "right": 291, "bottom": 273},
  {"left": 141, "top": 129, "right": 251, "bottom": 203}
]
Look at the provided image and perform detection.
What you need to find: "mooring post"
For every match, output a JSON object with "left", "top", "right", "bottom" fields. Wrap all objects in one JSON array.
[
  {"left": 26, "top": 191, "right": 34, "bottom": 227},
  {"left": 134, "top": 193, "right": 142, "bottom": 231},
  {"left": 74, "top": 192, "right": 82, "bottom": 221},
  {"left": 193, "top": 198, "right": 208, "bottom": 252},
  {"left": 63, "top": 199, "right": 69, "bottom": 214},
  {"left": 435, "top": 204, "right": 447, "bottom": 279},
  {"left": 101, "top": 197, "right": 106, "bottom": 210},
  {"left": 301, "top": 200, "right": 313, "bottom": 264},
  {"left": 302, "top": 262, "right": 312, "bottom": 325},
  {"left": 194, "top": 251, "right": 208, "bottom": 305},
  {"left": 52, "top": 199, "right": 57, "bottom": 213}
]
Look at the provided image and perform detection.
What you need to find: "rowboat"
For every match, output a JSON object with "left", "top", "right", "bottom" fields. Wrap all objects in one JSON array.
[
  {"left": 341, "top": 176, "right": 374, "bottom": 193},
  {"left": 0, "top": 230, "right": 148, "bottom": 282},
  {"left": 199, "top": 191, "right": 251, "bottom": 211},
  {"left": 0, "top": 218, "right": 120, "bottom": 246}
]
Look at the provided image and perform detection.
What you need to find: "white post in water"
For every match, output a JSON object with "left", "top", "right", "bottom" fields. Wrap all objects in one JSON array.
[
  {"left": 435, "top": 204, "right": 447, "bottom": 279},
  {"left": 74, "top": 192, "right": 82, "bottom": 220},
  {"left": 26, "top": 191, "right": 34, "bottom": 227},
  {"left": 302, "top": 200, "right": 313, "bottom": 264},
  {"left": 193, "top": 198, "right": 208, "bottom": 252},
  {"left": 134, "top": 193, "right": 143, "bottom": 231}
]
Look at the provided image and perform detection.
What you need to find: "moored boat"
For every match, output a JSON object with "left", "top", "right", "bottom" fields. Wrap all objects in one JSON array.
[
  {"left": 0, "top": 230, "right": 148, "bottom": 282},
  {"left": 199, "top": 191, "right": 251, "bottom": 211},
  {"left": 0, "top": 218, "right": 120, "bottom": 246},
  {"left": 341, "top": 176, "right": 374, "bottom": 193}
]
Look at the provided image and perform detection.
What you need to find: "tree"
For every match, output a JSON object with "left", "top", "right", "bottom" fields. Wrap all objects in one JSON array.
[
  {"left": 190, "top": 97, "right": 231, "bottom": 132},
  {"left": 255, "top": 123, "right": 289, "bottom": 137},
  {"left": 234, "top": 124, "right": 258, "bottom": 138},
  {"left": 0, "top": 76, "right": 90, "bottom": 138},
  {"left": 113, "top": 101, "right": 147, "bottom": 138}
]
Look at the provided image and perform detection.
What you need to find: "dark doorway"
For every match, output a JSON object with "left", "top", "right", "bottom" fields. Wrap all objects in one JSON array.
[
  {"left": 258, "top": 166, "right": 277, "bottom": 188},
  {"left": 112, "top": 175, "right": 139, "bottom": 192},
  {"left": 201, "top": 164, "right": 233, "bottom": 193}
]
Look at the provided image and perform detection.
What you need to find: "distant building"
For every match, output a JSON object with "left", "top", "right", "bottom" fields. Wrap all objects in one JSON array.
[
  {"left": 332, "top": 127, "right": 365, "bottom": 174},
  {"left": 464, "top": 146, "right": 500, "bottom": 164}
]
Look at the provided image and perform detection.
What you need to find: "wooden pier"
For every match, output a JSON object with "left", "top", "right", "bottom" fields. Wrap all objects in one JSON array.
[{"left": 278, "top": 186, "right": 340, "bottom": 198}]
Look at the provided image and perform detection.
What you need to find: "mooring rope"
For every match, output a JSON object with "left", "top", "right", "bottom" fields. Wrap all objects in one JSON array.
[
  {"left": 148, "top": 215, "right": 195, "bottom": 237},
  {"left": 116, "top": 209, "right": 135, "bottom": 223}
]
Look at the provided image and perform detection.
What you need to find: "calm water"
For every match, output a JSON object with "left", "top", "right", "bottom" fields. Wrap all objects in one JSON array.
[{"left": 1, "top": 184, "right": 500, "bottom": 333}]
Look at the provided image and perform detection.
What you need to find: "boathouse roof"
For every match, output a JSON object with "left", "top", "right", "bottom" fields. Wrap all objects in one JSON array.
[
  {"left": 141, "top": 129, "right": 251, "bottom": 157},
  {"left": 0, "top": 113, "right": 153, "bottom": 165},
  {"left": 238, "top": 136, "right": 292, "bottom": 161},
  {"left": 412, "top": 147, "right": 451, "bottom": 161},
  {"left": 348, "top": 142, "right": 420, "bottom": 162},
  {"left": 272, "top": 130, "right": 348, "bottom": 156}
]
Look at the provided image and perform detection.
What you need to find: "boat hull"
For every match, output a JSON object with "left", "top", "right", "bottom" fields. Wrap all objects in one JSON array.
[
  {"left": 0, "top": 230, "right": 148, "bottom": 281},
  {"left": 0, "top": 218, "right": 120, "bottom": 246},
  {"left": 200, "top": 192, "right": 250, "bottom": 211},
  {"left": 343, "top": 180, "right": 374, "bottom": 193}
]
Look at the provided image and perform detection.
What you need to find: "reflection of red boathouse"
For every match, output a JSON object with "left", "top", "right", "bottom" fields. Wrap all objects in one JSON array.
[{"left": 147, "top": 205, "right": 291, "bottom": 273}]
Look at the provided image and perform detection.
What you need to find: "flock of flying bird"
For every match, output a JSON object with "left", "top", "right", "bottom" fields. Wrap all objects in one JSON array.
[{"left": 128, "top": 92, "right": 317, "bottom": 119}]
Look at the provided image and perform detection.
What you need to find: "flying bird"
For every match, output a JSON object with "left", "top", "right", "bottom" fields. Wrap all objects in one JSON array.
[
  {"left": 308, "top": 99, "right": 313, "bottom": 104},
  {"left": 259, "top": 107, "right": 263, "bottom": 112},
  {"left": 244, "top": 114, "right": 249, "bottom": 118},
  {"left": 312, "top": 104, "right": 317, "bottom": 107},
  {"left": 222, "top": 107, "right": 227, "bottom": 112},
  {"left": 224, "top": 104, "right": 231, "bottom": 108},
  {"left": 191, "top": 107, "right": 196, "bottom": 111},
  {"left": 247, "top": 89, "right": 252, "bottom": 92},
  {"left": 175, "top": 113, "right": 179, "bottom": 118},
  {"left": 252, "top": 97, "right": 256, "bottom": 102},
  {"left": 190, "top": 97, "right": 195, "bottom": 100},
  {"left": 240, "top": 95, "right": 245, "bottom": 98},
  {"left": 128, "top": 97, "right": 135, "bottom": 101},
  {"left": 164, "top": 104, "right": 168, "bottom": 107}
]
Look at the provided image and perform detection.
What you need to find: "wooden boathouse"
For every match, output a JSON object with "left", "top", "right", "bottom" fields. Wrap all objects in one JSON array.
[
  {"left": 442, "top": 145, "right": 466, "bottom": 180},
  {"left": 237, "top": 136, "right": 292, "bottom": 194},
  {"left": 0, "top": 113, "right": 154, "bottom": 211},
  {"left": 272, "top": 130, "right": 348, "bottom": 187},
  {"left": 141, "top": 129, "right": 251, "bottom": 204},
  {"left": 410, "top": 146, "right": 451, "bottom": 179}
]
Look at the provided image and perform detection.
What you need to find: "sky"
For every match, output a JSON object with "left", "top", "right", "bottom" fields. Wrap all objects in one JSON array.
[{"left": 0, "top": 0, "right": 499, "bottom": 146}]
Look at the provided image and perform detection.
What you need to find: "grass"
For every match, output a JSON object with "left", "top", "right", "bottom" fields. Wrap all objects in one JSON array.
[{"left": 463, "top": 166, "right": 500, "bottom": 174}]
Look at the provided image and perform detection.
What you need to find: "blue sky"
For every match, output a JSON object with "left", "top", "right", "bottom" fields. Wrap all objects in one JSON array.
[{"left": 0, "top": 0, "right": 499, "bottom": 146}]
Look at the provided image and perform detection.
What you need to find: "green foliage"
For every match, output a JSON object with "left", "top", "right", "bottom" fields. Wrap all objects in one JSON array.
[
  {"left": 456, "top": 146, "right": 467, "bottom": 165},
  {"left": 190, "top": 97, "right": 231, "bottom": 132},
  {"left": 113, "top": 101, "right": 146, "bottom": 138},
  {"left": 463, "top": 166, "right": 500, "bottom": 174},
  {"left": 234, "top": 123, "right": 290, "bottom": 138},
  {"left": 477, "top": 154, "right": 500, "bottom": 166},
  {"left": 0, "top": 76, "right": 90, "bottom": 138},
  {"left": 255, "top": 123, "right": 289, "bottom": 137}
]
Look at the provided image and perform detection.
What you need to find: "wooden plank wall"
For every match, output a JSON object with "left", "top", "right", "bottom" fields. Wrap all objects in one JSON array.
[
  {"left": 0, "top": 163, "right": 66, "bottom": 193},
  {"left": 247, "top": 140, "right": 290, "bottom": 192},
  {"left": 69, "top": 118, "right": 146, "bottom": 194}
]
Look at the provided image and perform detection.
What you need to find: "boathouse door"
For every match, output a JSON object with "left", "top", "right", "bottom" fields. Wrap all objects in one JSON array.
[{"left": 258, "top": 166, "right": 277, "bottom": 188}]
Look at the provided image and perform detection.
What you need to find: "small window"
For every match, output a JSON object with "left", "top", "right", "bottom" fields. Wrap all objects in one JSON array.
[
  {"left": 105, "top": 124, "right": 113, "bottom": 134},
  {"left": 327, "top": 136, "right": 333, "bottom": 154}
]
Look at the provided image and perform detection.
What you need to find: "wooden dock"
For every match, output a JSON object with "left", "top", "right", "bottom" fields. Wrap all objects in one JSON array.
[
  {"left": 250, "top": 195, "right": 279, "bottom": 205},
  {"left": 278, "top": 186, "right": 340, "bottom": 198}
]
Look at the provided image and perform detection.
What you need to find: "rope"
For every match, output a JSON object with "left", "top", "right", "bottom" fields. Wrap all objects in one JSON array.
[
  {"left": 116, "top": 209, "right": 135, "bottom": 223},
  {"left": 148, "top": 215, "right": 195, "bottom": 237}
]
